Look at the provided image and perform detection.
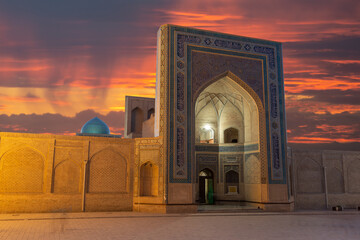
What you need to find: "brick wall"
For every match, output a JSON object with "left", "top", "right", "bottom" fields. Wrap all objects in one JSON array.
[
  {"left": 0, "top": 132, "right": 135, "bottom": 213},
  {"left": 290, "top": 148, "right": 360, "bottom": 209}
]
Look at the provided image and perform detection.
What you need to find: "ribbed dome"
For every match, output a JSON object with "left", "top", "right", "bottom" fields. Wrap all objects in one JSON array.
[{"left": 80, "top": 117, "right": 110, "bottom": 134}]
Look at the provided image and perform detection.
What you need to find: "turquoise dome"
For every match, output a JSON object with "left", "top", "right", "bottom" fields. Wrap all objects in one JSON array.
[{"left": 80, "top": 117, "right": 110, "bottom": 134}]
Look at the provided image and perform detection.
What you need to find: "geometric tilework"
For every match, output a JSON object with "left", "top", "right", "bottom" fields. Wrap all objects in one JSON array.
[{"left": 158, "top": 25, "right": 287, "bottom": 185}]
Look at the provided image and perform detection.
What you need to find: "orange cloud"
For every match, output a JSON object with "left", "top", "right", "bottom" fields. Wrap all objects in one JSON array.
[
  {"left": 0, "top": 124, "right": 28, "bottom": 132},
  {"left": 156, "top": 10, "right": 243, "bottom": 27},
  {"left": 50, "top": 100, "right": 71, "bottom": 106},
  {"left": 0, "top": 95, "right": 44, "bottom": 103},
  {"left": 322, "top": 60, "right": 360, "bottom": 64},
  {"left": 109, "top": 127, "right": 124, "bottom": 135},
  {"left": 286, "top": 99, "right": 360, "bottom": 114},
  {"left": 316, "top": 124, "right": 355, "bottom": 134},
  {"left": 285, "top": 78, "right": 360, "bottom": 93}
]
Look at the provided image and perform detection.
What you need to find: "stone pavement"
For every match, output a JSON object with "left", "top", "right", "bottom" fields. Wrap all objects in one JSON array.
[{"left": 0, "top": 211, "right": 359, "bottom": 240}]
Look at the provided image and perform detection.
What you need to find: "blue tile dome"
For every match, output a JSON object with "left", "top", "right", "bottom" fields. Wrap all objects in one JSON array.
[{"left": 80, "top": 117, "right": 110, "bottom": 134}]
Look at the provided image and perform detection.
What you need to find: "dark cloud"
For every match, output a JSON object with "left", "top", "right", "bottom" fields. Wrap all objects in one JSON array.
[
  {"left": 297, "top": 89, "right": 360, "bottom": 105},
  {"left": 0, "top": 109, "right": 125, "bottom": 135},
  {"left": 286, "top": 108, "right": 360, "bottom": 142},
  {"left": 284, "top": 35, "right": 360, "bottom": 60}
]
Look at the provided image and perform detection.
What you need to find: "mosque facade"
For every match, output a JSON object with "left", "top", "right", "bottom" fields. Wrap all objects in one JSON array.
[{"left": 0, "top": 25, "right": 359, "bottom": 213}]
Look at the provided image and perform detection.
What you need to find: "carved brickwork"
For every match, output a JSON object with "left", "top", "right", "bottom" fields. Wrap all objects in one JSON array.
[{"left": 0, "top": 147, "right": 44, "bottom": 193}]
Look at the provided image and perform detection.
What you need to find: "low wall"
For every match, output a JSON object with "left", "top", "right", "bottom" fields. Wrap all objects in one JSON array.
[
  {"left": 290, "top": 148, "right": 360, "bottom": 210},
  {"left": 0, "top": 132, "right": 134, "bottom": 213}
]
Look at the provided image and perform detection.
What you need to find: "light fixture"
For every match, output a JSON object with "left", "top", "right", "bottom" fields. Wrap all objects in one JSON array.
[{"left": 203, "top": 124, "right": 211, "bottom": 130}]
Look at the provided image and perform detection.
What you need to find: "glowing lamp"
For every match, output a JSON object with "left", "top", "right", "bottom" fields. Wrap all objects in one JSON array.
[{"left": 203, "top": 124, "right": 211, "bottom": 130}]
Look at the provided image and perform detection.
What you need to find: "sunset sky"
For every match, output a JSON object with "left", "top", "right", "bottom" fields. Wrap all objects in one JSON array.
[{"left": 0, "top": 0, "right": 359, "bottom": 150}]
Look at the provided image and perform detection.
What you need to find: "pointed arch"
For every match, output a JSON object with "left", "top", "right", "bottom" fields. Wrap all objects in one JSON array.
[
  {"left": 0, "top": 146, "right": 44, "bottom": 193},
  {"left": 347, "top": 160, "right": 360, "bottom": 193},
  {"left": 131, "top": 107, "right": 143, "bottom": 134},
  {"left": 224, "top": 127, "right": 240, "bottom": 143},
  {"left": 88, "top": 147, "right": 127, "bottom": 193},
  {"left": 193, "top": 71, "right": 267, "bottom": 182},
  {"left": 326, "top": 167, "right": 344, "bottom": 194},
  {"left": 225, "top": 170, "right": 239, "bottom": 193},
  {"left": 53, "top": 159, "right": 82, "bottom": 193},
  {"left": 140, "top": 161, "right": 159, "bottom": 196},
  {"left": 193, "top": 71, "right": 264, "bottom": 110},
  {"left": 296, "top": 158, "right": 323, "bottom": 193}
]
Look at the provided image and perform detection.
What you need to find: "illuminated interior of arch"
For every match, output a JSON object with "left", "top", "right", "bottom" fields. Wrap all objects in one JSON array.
[{"left": 195, "top": 76, "right": 259, "bottom": 145}]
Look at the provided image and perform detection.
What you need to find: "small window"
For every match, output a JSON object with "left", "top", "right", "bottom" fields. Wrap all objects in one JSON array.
[{"left": 224, "top": 127, "right": 238, "bottom": 143}]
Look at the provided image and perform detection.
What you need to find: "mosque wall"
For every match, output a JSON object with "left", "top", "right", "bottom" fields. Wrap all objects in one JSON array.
[
  {"left": 0, "top": 132, "right": 134, "bottom": 213},
  {"left": 290, "top": 148, "right": 360, "bottom": 210}
]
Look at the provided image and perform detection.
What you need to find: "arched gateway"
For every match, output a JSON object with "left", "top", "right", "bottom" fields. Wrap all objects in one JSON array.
[{"left": 152, "top": 25, "right": 290, "bottom": 212}]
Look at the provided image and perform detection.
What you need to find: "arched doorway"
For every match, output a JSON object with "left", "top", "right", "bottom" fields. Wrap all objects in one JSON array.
[{"left": 199, "top": 169, "right": 214, "bottom": 204}]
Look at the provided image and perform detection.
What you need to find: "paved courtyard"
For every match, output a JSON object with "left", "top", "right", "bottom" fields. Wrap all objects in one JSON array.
[{"left": 0, "top": 211, "right": 359, "bottom": 240}]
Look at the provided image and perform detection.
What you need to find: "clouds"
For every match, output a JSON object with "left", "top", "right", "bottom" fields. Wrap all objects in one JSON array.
[{"left": 0, "top": 0, "right": 359, "bottom": 148}]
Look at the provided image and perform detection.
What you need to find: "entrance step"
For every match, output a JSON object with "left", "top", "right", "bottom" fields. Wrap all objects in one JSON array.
[{"left": 197, "top": 204, "right": 262, "bottom": 213}]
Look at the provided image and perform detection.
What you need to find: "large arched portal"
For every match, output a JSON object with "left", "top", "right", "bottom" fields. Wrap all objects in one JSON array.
[{"left": 194, "top": 75, "right": 263, "bottom": 203}]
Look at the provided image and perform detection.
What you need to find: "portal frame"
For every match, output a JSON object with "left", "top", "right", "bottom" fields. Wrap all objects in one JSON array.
[{"left": 155, "top": 25, "right": 287, "bottom": 188}]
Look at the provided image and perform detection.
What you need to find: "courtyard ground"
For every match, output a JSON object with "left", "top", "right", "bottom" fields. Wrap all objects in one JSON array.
[{"left": 0, "top": 211, "right": 359, "bottom": 240}]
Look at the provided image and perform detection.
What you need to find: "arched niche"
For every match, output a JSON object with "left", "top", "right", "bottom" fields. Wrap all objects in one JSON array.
[
  {"left": 88, "top": 148, "right": 127, "bottom": 193},
  {"left": 347, "top": 160, "right": 360, "bottom": 193},
  {"left": 224, "top": 127, "right": 239, "bottom": 143},
  {"left": 53, "top": 160, "right": 81, "bottom": 194},
  {"left": 296, "top": 158, "right": 323, "bottom": 193},
  {"left": 195, "top": 93, "right": 218, "bottom": 143},
  {"left": 225, "top": 170, "right": 239, "bottom": 194},
  {"left": 194, "top": 75, "right": 260, "bottom": 145},
  {"left": 131, "top": 107, "right": 143, "bottom": 134},
  {"left": 326, "top": 167, "right": 344, "bottom": 194},
  {"left": 0, "top": 147, "right": 44, "bottom": 193},
  {"left": 140, "top": 161, "right": 159, "bottom": 196}
]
